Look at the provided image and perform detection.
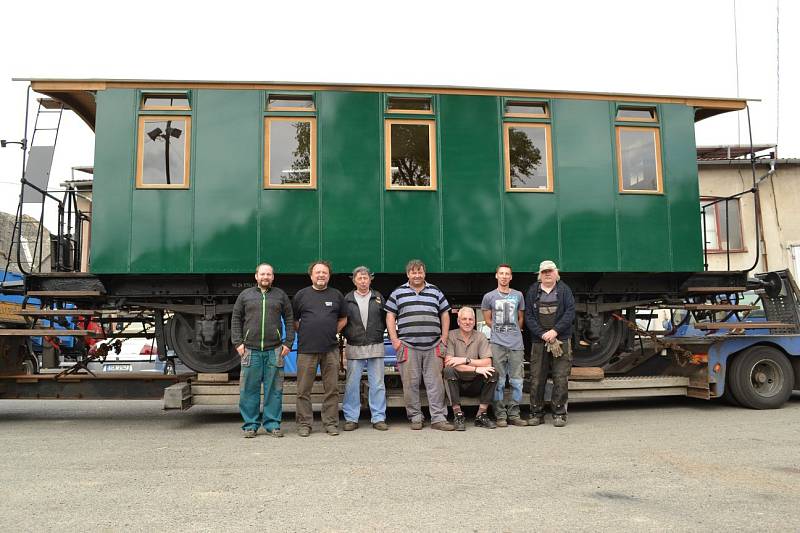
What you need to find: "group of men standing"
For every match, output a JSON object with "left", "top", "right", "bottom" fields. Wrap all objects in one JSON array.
[{"left": 230, "top": 258, "right": 575, "bottom": 438}]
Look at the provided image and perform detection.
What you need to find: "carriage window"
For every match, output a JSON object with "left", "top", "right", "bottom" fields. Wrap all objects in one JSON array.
[
  {"left": 702, "top": 198, "right": 744, "bottom": 252},
  {"left": 505, "top": 100, "right": 549, "bottom": 118},
  {"left": 267, "top": 94, "right": 315, "bottom": 112},
  {"left": 135, "top": 116, "right": 191, "bottom": 189},
  {"left": 141, "top": 93, "right": 190, "bottom": 110},
  {"left": 386, "top": 96, "right": 433, "bottom": 114},
  {"left": 385, "top": 119, "right": 436, "bottom": 190},
  {"left": 503, "top": 123, "right": 553, "bottom": 192},
  {"left": 617, "top": 106, "right": 657, "bottom": 122},
  {"left": 616, "top": 126, "right": 663, "bottom": 193},
  {"left": 264, "top": 117, "right": 316, "bottom": 188}
]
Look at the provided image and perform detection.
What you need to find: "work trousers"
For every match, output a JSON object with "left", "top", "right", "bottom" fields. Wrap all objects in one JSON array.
[
  {"left": 443, "top": 366, "right": 498, "bottom": 407},
  {"left": 491, "top": 344, "right": 525, "bottom": 420},
  {"left": 530, "top": 340, "right": 572, "bottom": 417},
  {"left": 239, "top": 348, "right": 283, "bottom": 431},
  {"left": 295, "top": 349, "right": 340, "bottom": 428},
  {"left": 397, "top": 345, "right": 448, "bottom": 424}
]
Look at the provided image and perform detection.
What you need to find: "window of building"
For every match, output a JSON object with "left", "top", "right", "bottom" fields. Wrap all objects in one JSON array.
[
  {"left": 267, "top": 94, "right": 315, "bottom": 112},
  {"left": 504, "top": 100, "right": 549, "bottom": 118},
  {"left": 135, "top": 116, "right": 191, "bottom": 189},
  {"left": 264, "top": 117, "right": 317, "bottom": 188},
  {"left": 385, "top": 119, "right": 436, "bottom": 190},
  {"left": 702, "top": 197, "right": 744, "bottom": 252},
  {"left": 616, "top": 106, "right": 657, "bottom": 122},
  {"left": 386, "top": 96, "right": 433, "bottom": 114},
  {"left": 503, "top": 123, "right": 553, "bottom": 191},
  {"left": 616, "top": 126, "right": 663, "bottom": 193},
  {"left": 140, "top": 92, "right": 191, "bottom": 111}
]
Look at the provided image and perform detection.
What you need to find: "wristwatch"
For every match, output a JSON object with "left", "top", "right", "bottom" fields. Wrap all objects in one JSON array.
[{"left": 465, "top": 357, "right": 472, "bottom": 365}]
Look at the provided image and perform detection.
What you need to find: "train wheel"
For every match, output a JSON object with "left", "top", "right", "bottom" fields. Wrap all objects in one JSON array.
[
  {"left": 166, "top": 313, "right": 240, "bottom": 373},
  {"left": 21, "top": 353, "right": 39, "bottom": 374},
  {"left": 728, "top": 346, "right": 794, "bottom": 409},
  {"left": 572, "top": 313, "right": 624, "bottom": 367}
]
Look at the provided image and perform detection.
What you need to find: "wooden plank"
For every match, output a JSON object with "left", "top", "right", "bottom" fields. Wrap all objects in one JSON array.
[
  {"left": 15, "top": 309, "right": 102, "bottom": 316},
  {"left": 685, "top": 287, "right": 746, "bottom": 293},
  {"left": 26, "top": 291, "right": 104, "bottom": 297},
  {"left": 193, "top": 393, "right": 332, "bottom": 406},
  {"left": 162, "top": 383, "right": 192, "bottom": 409},
  {"left": 194, "top": 373, "right": 229, "bottom": 382},
  {"left": 0, "top": 329, "right": 97, "bottom": 336},
  {"left": 693, "top": 322, "right": 796, "bottom": 330},
  {"left": 569, "top": 367, "right": 604, "bottom": 381},
  {"left": 682, "top": 304, "right": 758, "bottom": 311}
]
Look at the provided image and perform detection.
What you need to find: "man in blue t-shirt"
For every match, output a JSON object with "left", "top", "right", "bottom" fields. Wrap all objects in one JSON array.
[{"left": 481, "top": 264, "right": 526, "bottom": 427}]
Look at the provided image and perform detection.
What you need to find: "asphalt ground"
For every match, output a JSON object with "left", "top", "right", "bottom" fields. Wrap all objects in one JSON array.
[{"left": 1, "top": 394, "right": 799, "bottom": 532}]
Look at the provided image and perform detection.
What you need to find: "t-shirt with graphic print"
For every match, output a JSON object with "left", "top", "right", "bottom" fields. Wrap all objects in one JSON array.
[{"left": 481, "top": 288, "right": 525, "bottom": 350}]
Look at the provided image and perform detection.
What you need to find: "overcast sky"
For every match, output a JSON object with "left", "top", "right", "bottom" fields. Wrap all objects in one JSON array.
[{"left": 0, "top": 0, "right": 796, "bottom": 224}]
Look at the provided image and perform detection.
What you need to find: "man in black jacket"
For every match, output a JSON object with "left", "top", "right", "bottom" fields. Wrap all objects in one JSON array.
[
  {"left": 525, "top": 260, "right": 575, "bottom": 427},
  {"left": 231, "top": 263, "right": 294, "bottom": 438},
  {"left": 341, "top": 266, "right": 389, "bottom": 431}
]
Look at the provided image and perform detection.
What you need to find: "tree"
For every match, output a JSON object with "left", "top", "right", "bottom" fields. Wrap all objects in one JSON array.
[
  {"left": 508, "top": 128, "right": 542, "bottom": 187},
  {"left": 390, "top": 124, "right": 431, "bottom": 187},
  {"left": 285, "top": 121, "right": 311, "bottom": 184}
]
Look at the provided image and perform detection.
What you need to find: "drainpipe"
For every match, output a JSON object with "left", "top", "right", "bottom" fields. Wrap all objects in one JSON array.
[{"left": 752, "top": 160, "right": 777, "bottom": 272}]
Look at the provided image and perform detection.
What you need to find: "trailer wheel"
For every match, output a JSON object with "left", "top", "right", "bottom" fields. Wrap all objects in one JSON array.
[{"left": 728, "top": 346, "right": 794, "bottom": 409}]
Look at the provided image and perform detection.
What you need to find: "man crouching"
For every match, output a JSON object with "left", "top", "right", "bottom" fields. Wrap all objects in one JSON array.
[{"left": 444, "top": 307, "right": 498, "bottom": 430}]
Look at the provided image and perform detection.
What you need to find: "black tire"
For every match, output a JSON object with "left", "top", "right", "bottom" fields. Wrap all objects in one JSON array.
[{"left": 728, "top": 345, "right": 794, "bottom": 409}]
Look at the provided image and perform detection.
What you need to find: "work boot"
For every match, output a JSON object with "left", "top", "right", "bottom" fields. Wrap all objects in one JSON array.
[
  {"left": 410, "top": 420, "right": 424, "bottom": 430},
  {"left": 325, "top": 424, "right": 340, "bottom": 436},
  {"left": 297, "top": 425, "right": 311, "bottom": 437},
  {"left": 372, "top": 421, "right": 389, "bottom": 431},
  {"left": 431, "top": 421, "right": 455, "bottom": 431},
  {"left": 553, "top": 415, "right": 567, "bottom": 427},
  {"left": 343, "top": 421, "right": 359, "bottom": 431},
  {"left": 474, "top": 412, "right": 497, "bottom": 429},
  {"left": 495, "top": 418, "right": 508, "bottom": 428},
  {"left": 453, "top": 412, "right": 466, "bottom": 431},
  {"left": 528, "top": 416, "right": 544, "bottom": 426},
  {"left": 243, "top": 429, "right": 257, "bottom": 438},
  {"left": 509, "top": 417, "right": 528, "bottom": 427}
]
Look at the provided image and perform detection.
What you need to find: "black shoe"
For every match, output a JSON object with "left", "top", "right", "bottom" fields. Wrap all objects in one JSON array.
[
  {"left": 553, "top": 415, "right": 567, "bottom": 427},
  {"left": 528, "top": 416, "right": 544, "bottom": 426},
  {"left": 454, "top": 412, "right": 466, "bottom": 431},
  {"left": 474, "top": 412, "right": 496, "bottom": 429}
]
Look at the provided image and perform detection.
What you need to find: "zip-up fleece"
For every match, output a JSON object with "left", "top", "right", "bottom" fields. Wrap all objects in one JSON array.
[
  {"left": 231, "top": 286, "right": 295, "bottom": 351},
  {"left": 342, "top": 289, "right": 386, "bottom": 346}
]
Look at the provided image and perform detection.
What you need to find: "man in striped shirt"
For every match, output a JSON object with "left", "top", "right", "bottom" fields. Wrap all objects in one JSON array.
[{"left": 385, "top": 259, "right": 455, "bottom": 431}]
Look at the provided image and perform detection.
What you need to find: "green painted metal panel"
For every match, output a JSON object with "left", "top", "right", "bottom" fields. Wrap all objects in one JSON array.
[
  {"left": 90, "top": 90, "right": 135, "bottom": 273},
  {"left": 318, "top": 91, "right": 382, "bottom": 274},
  {"left": 661, "top": 104, "right": 703, "bottom": 271},
  {"left": 129, "top": 190, "right": 192, "bottom": 272},
  {"left": 383, "top": 191, "right": 441, "bottom": 273},
  {"left": 505, "top": 195, "right": 559, "bottom": 272},
  {"left": 553, "top": 100, "right": 619, "bottom": 272},
  {"left": 261, "top": 190, "right": 319, "bottom": 273},
  {"left": 440, "top": 95, "right": 502, "bottom": 272},
  {"left": 192, "top": 90, "right": 260, "bottom": 273},
  {"left": 617, "top": 194, "right": 670, "bottom": 271}
]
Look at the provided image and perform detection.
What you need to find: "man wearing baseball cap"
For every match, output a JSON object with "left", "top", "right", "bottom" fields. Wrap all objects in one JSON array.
[{"left": 524, "top": 260, "right": 575, "bottom": 427}]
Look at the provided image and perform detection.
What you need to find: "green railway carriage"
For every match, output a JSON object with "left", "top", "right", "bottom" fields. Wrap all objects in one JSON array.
[{"left": 22, "top": 79, "right": 747, "bottom": 372}]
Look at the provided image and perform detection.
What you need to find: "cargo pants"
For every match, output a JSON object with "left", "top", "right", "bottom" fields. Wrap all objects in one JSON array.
[
  {"left": 397, "top": 345, "right": 448, "bottom": 424},
  {"left": 529, "top": 340, "right": 572, "bottom": 418}
]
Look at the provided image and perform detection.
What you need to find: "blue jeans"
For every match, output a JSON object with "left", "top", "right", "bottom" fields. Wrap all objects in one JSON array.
[
  {"left": 491, "top": 344, "right": 524, "bottom": 420},
  {"left": 342, "top": 357, "right": 387, "bottom": 423},
  {"left": 239, "top": 348, "right": 283, "bottom": 431}
]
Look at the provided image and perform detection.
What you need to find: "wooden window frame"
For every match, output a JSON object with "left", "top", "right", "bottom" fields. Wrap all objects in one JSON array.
[
  {"left": 385, "top": 96, "right": 434, "bottom": 115},
  {"left": 504, "top": 100, "right": 550, "bottom": 119},
  {"left": 263, "top": 116, "right": 317, "bottom": 189},
  {"left": 384, "top": 119, "right": 437, "bottom": 191},
  {"left": 140, "top": 92, "right": 191, "bottom": 112},
  {"left": 266, "top": 93, "right": 316, "bottom": 113},
  {"left": 701, "top": 196, "right": 746, "bottom": 253},
  {"left": 616, "top": 105, "right": 658, "bottom": 123},
  {"left": 503, "top": 122, "right": 554, "bottom": 193},
  {"left": 135, "top": 115, "right": 191, "bottom": 190},
  {"left": 616, "top": 126, "right": 664, "bottom": 195}
]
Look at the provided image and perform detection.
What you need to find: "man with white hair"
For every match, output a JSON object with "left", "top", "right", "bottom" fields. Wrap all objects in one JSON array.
[
  {"left": 341, "top": 266, "right": 389, "bottom": 431},
  {"left": 525, "top": 260, "right": 576, "bottom": 427},
  {"left": 444, "top": 307, "right": 498, "bottom": 430}
]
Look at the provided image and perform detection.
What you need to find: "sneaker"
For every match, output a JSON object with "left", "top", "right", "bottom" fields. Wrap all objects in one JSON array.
[
  {"left": 410, "top": 420, "right": 424, "bottom": 430},
  {"left": 243, "top": 429, "right": 257, "bottom": 438},
  {"left": 325, "top": 425, "right": 340, "bottom": 436},
  {"left": 474, "top": 412, "right": 496, "bottom": 429},
  {"left": 297, "top": 425, "right": 311, "bottom": 437},
  {"left": 265, "top": 428, "right": 284, "bottom": 438},
  {"left": 509, "top": 417, "right": 528, "bottom": 427},
  {"left": 528, "top": 416, "right": 545, "bottom": 426},
  {"left": 553, "top": 415, "right": 567, "bottom": 427},
  {"left": 343, "top": 421, "right": 359, "bottom": 431},
  {"left": 495, "top": 418, "right": 508, "bottom": 428},
  {"left": 453, "top": 412, "right": 466, "bottom": 431},
  {"left": 431, "top": 421, "right": 455, "bottom": 431},
  {"left": 372, "top": 421, "right": 389, "bottom": 431}
]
